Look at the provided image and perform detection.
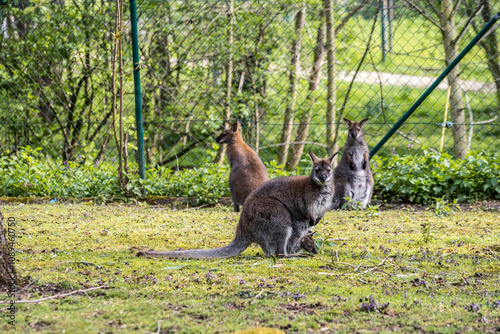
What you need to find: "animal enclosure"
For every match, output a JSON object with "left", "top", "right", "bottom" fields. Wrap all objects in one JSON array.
[{"left": 1, "top": 0, "right": 499, "bottom": 172}]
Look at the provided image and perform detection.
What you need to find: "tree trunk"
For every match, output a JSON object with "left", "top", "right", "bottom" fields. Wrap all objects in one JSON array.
[
  {"left": 214, "top": 0, "right": 234, "bottom": 166},
  {"left": 476, "top": 0, "right": 500, "bottom": 103},
  {"left": 0, "top": 211, "right": 18, "bottom": 286},
  {"left": 439, "top": 0, "right": 468, "bottom": 158},
  {"left": 325, "top": 0, "right": 338, "bottom": 162},
  {"left": 287, "top": 9, "right": 326, "bottom": 170},
  {"left": 278, "top": 3, "right": 306, "bottom": 166}
]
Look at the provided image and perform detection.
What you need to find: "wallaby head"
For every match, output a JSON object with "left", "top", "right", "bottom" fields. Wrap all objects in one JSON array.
[
  {"left": 308, "top": 151, "right": 337, "bottom": 186},
  {"left": 344, "top": 118, "right": 368, "bottom": 140},
  {"left": 215, "top": 122, "right": 241, "bottom": 145},
  {"left": 300, "top": 232, "right": 317, "bottom": 254}
]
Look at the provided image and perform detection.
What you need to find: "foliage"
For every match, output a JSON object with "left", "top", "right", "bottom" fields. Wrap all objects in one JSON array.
[
  {"left": 1, "top": 148, "right": 499, "bottom": 205},
  {"left": 371, "top": 150, "right": 500, "bottom": 204},
  {"left": 1, "top": 1, "right": 499, "bottom": 166},
  {"left": 420, "top": 222, "right": 433, "bottom": 244},
  {"left": 311, "top": 233, "right": 336, "bottom": 255},
  {"left": 433, "top": 197, "right": 461, "bottom": 217},
  {"left": 0, "top": 147, "right": 300, "bottom": 205}
]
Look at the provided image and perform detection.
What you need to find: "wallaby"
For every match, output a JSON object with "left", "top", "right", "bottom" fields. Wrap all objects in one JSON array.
[
  {"left": 137, "top": 151, "right": 337, "bottom": 259},
  {"left": 215, "top": 122, "right": 269, "bottom": 212},
  {"left": 300, "top": 232, "right": 317, "bottom": 254},
  {"left": 330, "top": 118, "right": 374, "bottom": 210}
]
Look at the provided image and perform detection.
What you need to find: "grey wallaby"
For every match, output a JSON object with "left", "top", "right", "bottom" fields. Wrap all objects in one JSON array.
[
  {"left": 215, "top": 122, "right": 269, "bottom": 212},
  {"left": 300, "top": 232, "right": 317, "bottom": 254},
  {"left": 330, "top": 118, "right": 374, "bottom": 210},
  {"left": 137, "top": 151, "right": 337, "bottom": 259}
]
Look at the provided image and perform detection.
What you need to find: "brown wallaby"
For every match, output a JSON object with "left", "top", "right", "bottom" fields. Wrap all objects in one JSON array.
[
  {"left": 330, "top": 118, "right": 374, "bottom": 210},
  {"left": 300, "top": 232, "right": 317, "bottom": 254},
  {"left": 137, "top": 151, "right": 337, "bottom": 258},
  {"left": 215, "top": 122, "right": 269, "bottom": 212}
]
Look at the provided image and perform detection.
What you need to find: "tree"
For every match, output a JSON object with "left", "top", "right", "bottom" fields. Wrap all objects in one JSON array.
[
  {"left": 406, "top": 0, "right": 468, "bottom": 158},
  {"left": 0, "top": 211, "right": 17, "bottom": 286},
  {"left": 465, "top": 0, "right": 500, "bottom": 104},
  {"left": 278, "top": 3, "right": 306, "bottom": 166}
]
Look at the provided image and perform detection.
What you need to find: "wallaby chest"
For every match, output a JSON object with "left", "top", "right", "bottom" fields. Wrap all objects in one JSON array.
[
  {"left": 309, "top": 188, "right": 333, "bottom": 218},
  {"left": 348, "top": 146, "right": 366, "bottom": 171}
]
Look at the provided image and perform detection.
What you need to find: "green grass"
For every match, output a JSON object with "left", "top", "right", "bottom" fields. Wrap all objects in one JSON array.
[{"left": 1, "top": 204, "right": 499, "bottom": 333}]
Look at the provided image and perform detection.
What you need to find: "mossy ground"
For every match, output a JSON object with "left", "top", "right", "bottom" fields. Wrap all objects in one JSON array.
[{"left": 1, "top": 203, "right": 499, "bottom": 333}]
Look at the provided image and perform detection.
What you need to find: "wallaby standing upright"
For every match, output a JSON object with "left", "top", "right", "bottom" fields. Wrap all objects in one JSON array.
[
  {"left": 330, "top": 118, "right": 374, "bottom": 210},
  {"left": 216, "top": 122, "right": 269, "bottom": 212},
  {"left": 137, "top": 151, "right": 337, "bottom": 259}
]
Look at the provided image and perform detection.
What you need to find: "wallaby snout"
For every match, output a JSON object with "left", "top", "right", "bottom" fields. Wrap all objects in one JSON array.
[{"left": 317, "top": 171, "right": 330, "bottom": 183}]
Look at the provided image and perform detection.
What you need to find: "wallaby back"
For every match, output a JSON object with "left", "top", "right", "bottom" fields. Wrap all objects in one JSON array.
[
  {"left": 331, "top": 118, "right": 374, "bottom": 210},
  {"left": 216, "top": 122, "right": 269, "bottom": 212},
  {"left": 137, "top": 151, "right": 337, "bottom": 259}
]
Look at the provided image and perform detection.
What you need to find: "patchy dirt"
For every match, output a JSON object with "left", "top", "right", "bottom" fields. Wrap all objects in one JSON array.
[{"left": 0, "top": 281, "right": 74, "bottom": 299}]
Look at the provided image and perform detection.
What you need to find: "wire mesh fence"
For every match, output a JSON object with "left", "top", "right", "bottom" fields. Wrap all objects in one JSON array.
[{"left": 1, "top": 0, "right": 499, "bottom": 171}]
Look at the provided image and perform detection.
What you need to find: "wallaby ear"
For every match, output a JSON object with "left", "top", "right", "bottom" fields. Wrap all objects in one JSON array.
[
  {"left": 230, "top": 122, "right": 239, "bottom": 133},
  {"left": 308, "top": 150, "right": 320, "bottom": 164},
  {"left": 359, "top": 118, "right": 369, "bottom": 127},
  {"left": 327, "top": 151, "right": 339, "bottom": 165},
  {"left": 343, "top": 118, "right": 352, "bottom": 126}
]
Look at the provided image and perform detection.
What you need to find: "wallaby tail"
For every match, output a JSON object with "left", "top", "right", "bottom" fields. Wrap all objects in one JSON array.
[{"left": 137, "top": 237, "right": 250, "bottom": 259}]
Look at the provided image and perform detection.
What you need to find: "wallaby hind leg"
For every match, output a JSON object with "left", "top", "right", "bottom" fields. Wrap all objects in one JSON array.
[
  {"left": 331, "top": 180, "right": 347, "bottom": 210},
  {"left": 233, "top": 203, "right": 240, "bottom": 212},
  {"left": 263, "top": 227, "right": 292, "bottom": 258}
]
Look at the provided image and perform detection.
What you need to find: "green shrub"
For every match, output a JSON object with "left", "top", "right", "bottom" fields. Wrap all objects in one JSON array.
[
  {"left": 0, "top": 147, "right": 299, "bottom": 205},
  {"left": 371, "top": 150, "right": 500, "bottom": 204},
  {"left": 1, "top": 147, "right": 498, "bottom": 205}
]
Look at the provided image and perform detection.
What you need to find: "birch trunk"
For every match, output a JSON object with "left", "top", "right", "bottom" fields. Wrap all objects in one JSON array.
[
  {"left": 214, "top": 0, "right": 234, "bottom": 166},
  {"left": 278, "top": 3, "right": 306, "bottom": 166},
  {"left": 287, "top": 9, "right": 326, "bottom": 169},
  {"left": 439, "top": 0, "right": 468, "bottom": 158}
]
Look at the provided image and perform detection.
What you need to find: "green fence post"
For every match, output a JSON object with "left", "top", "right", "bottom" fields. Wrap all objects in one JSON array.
[
  {"left": 370, "top": 11, "right": 500, "bottom": 158},
  {"left": 129, "top": 0, "right": 146, "bottom": 190}
]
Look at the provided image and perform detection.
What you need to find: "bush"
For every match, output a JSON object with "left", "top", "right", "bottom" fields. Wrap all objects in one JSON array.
[
  {"left": 0, "top": 147, "right": 298, "bottom": 205},
  {"left": 1, "top": 147, "right": 498, "bottom": 205},
  {"left": 371, "top": 150, "right": 500, "bottom": 204}
]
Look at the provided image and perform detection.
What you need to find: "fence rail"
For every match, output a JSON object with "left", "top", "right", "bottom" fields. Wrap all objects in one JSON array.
[{"left": 0, "top": 0, "right": 499, "bottom": 172}]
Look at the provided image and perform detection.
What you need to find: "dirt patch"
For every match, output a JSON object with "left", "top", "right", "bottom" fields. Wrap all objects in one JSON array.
[{"left": 281, "top": 302, "right": 328, "bottom": 315}]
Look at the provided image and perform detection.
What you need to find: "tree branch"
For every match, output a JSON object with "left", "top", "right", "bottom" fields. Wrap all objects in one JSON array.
[
  {"left": 335, "top": 0, "right": 370, "bottom": 34},
  {"left": 405, "top": 0, "right": 442, "bottom": 30},
  {"left": 455, "top": 2, "right": 484, "bottom": 45}
]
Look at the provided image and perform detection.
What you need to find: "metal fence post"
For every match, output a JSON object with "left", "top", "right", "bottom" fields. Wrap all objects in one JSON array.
[
  {"left": 129, "top": 0, "right": 146, "bottom": 187},
  {"left": 370, "top": 11, "right": 500, "bottom": 159}
]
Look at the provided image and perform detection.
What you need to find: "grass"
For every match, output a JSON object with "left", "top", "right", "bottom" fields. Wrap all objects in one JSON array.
[{"left": 1, "top": 203, "right": 500, "bottom": 333}]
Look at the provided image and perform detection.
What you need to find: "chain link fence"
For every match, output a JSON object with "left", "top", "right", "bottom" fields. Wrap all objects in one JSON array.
[{"left": 1, "top": 0, "right": 499, "bottom": 171}]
